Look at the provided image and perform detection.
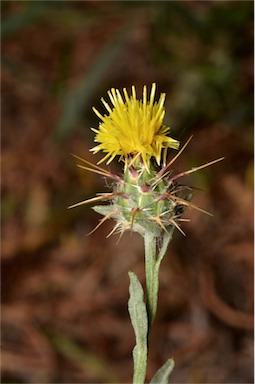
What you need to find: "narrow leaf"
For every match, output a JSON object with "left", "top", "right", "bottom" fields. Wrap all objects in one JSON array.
[
  {"left": 150, "top": 358, "right": 175, "bottom": 384},
  {"left": 128, "top": 272, "right": 148, "bottom": 384}
]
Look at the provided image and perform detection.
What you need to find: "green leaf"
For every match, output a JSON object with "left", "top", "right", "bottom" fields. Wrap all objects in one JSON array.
[
  {"left": 150, "top": 358, "right": 175, "bottom": 384},
  {"left": 128, "top": 272, "right": 148, "bottom": 384}
]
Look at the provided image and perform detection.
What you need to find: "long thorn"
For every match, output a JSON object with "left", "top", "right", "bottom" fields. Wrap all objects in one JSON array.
[
  {"left": 157, "top": 135, "right": 193, "bottom": 179},
  {"left": 71, "top": 153, "right": 119, "bottom": 179},
  {"left": 87, "top": 210, "right": 118, "bottom": 235},
  {"left": 169, "top": 218, "right": 186, "bottom": 236},
  {"left": 176, "top": 196, "right": 213, "bottom": 216},
  {"left": 68, "top": 193, "right": 115, "bottom": 209},
  {"left": 71, "top": 153, "right": 108, "bottom": 172},
  {"left": 77, "top": 164, "right": 115, "bottom": 178},
  {"left": 106, "top": 222, "right": 121, "bottom": 238},
  {"left": 171, "top": 157, "right": 225, "bottom": 181},
  {"left": 161, "top": 193, "right": 213, "bottom": 216}
]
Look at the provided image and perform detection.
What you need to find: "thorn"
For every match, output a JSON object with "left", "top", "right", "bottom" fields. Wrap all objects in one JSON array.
[
  {"left": 149, "top": 215, "right": 169, "bottom": 234},
  {"left": 87, "top": 210, "right": 118, "bottom": 235},
  {"left": 130, "top": 208, "right": 141, "bottom": 231},
  {"left": 106, "top": 222, "right": 121, "bottom": 238},
  {"left": 68, "top": 192, "right": 115, "bottom": 209},
  {"left": 163, "top": 193, "right": 213, "bottom": 216},
  {"left": 171, "top": 157, "right": 225, "bottom": 182},
  {"left": 116, "top": 222, "right": 130, "bottom": 244},
  {"left": 170, "top": 185, "right": 194, "bottom": 195},
  {"left": 151, "top": 170, "right": 171, "bottom": 190},
  {"left": 71, "top": 153, "right": 120, "bottom": 180},
  {"left": 76, "top": 164, "right": 114, "bottom": 178},
  {"left": 157, "top": 135, "right": 193, "bottom": 179},
  {"left": 169, "top": 218, "right": 186, "bottom": 236}
]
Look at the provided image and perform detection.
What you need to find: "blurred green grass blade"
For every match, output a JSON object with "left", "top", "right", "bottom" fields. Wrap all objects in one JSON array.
[
  {"left": 46, "top": 329, "right": 120, "bottom": 383},
  {"left": 53, "top": 21, "right": 133, "bottom": 143},
  {"left": 1, "top": 2, "right": 55, "bottom": 38}
]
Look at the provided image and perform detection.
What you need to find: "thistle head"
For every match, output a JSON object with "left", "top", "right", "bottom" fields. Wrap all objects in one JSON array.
[
  {"left": 90, "top": 83, "right": 179, "bottom": 172},
  {"left": 89, "top": 84, "right": 187, "bottom": 238},
  {"left": 69, "top": 84, "right": 223, "bottom": 239}
]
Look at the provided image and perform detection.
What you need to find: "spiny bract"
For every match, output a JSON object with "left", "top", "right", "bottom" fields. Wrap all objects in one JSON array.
[{"left": 93, "top": 156, "right": 192, "bottom": 239}]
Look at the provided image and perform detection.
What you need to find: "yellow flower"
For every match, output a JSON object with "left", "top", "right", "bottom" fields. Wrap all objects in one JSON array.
[{"left": 90, "top": 83, "right": 179, "bottom": 170}]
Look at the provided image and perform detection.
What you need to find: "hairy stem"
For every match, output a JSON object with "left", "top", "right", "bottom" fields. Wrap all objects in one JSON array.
[
  {"left": 145, "top": 229, "right": 174, "bottom": 336},
  {"left": 144, "top": 232, "right": 158, "bottom": 334}
]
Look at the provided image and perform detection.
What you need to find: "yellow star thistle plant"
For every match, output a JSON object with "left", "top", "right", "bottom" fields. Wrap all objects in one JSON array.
[
  {"left": 69, "top": 84, "right": 223, "bottom": 384},
  {"left": 91, "top": 83, "right": 179, "bottom": 170}
]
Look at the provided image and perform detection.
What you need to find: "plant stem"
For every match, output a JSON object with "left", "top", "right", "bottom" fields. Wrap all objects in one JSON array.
[
  {"left": 144, "top": 229, "right": 174, "bottom": 336},
  {"left": 144, "top": 232, "right": 158, "bottom": 334},
  {"left": 131, "top": 228, "right": 174, "bottom": 384}
]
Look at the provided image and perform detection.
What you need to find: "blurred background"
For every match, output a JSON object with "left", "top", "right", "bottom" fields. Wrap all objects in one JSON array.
[{"left": 1, "top": 1, "right": 253, "bottom": 383}]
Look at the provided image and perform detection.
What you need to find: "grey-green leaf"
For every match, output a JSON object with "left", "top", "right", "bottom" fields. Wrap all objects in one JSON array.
[
  {"left": 128, "top": 272, "right": 148, "bottom": 384},
  {"left": 150, "top": 358, "right": 175, "bottom": 384}
]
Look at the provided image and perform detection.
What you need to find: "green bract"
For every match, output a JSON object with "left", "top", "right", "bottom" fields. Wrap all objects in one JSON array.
[{"left": 93, "top": 154, "right": 192, "bottom": 240}]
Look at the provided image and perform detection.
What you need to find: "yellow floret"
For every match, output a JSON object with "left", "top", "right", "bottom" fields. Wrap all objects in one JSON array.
[{"left": 90, "top": 83, "right": 179, "bottom": 170}]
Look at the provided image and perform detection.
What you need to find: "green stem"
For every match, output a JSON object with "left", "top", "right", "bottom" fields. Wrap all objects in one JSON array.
[
  {"left": 144, "top": 232, "right": 158, "bottom": 333},
  {"left": 144, "top": 229, "right": 174, "bottom": 335},
  {"left": 133, "top": 345, "right": 147, "bottom": 384},
  {"left": 131, "top": 228, "right": 174, "bottom": 384}
]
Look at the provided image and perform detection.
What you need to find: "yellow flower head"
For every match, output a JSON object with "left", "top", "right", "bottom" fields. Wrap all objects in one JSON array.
[{"left": 90, "top": 83, "right": 179, "bottom": 170}]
